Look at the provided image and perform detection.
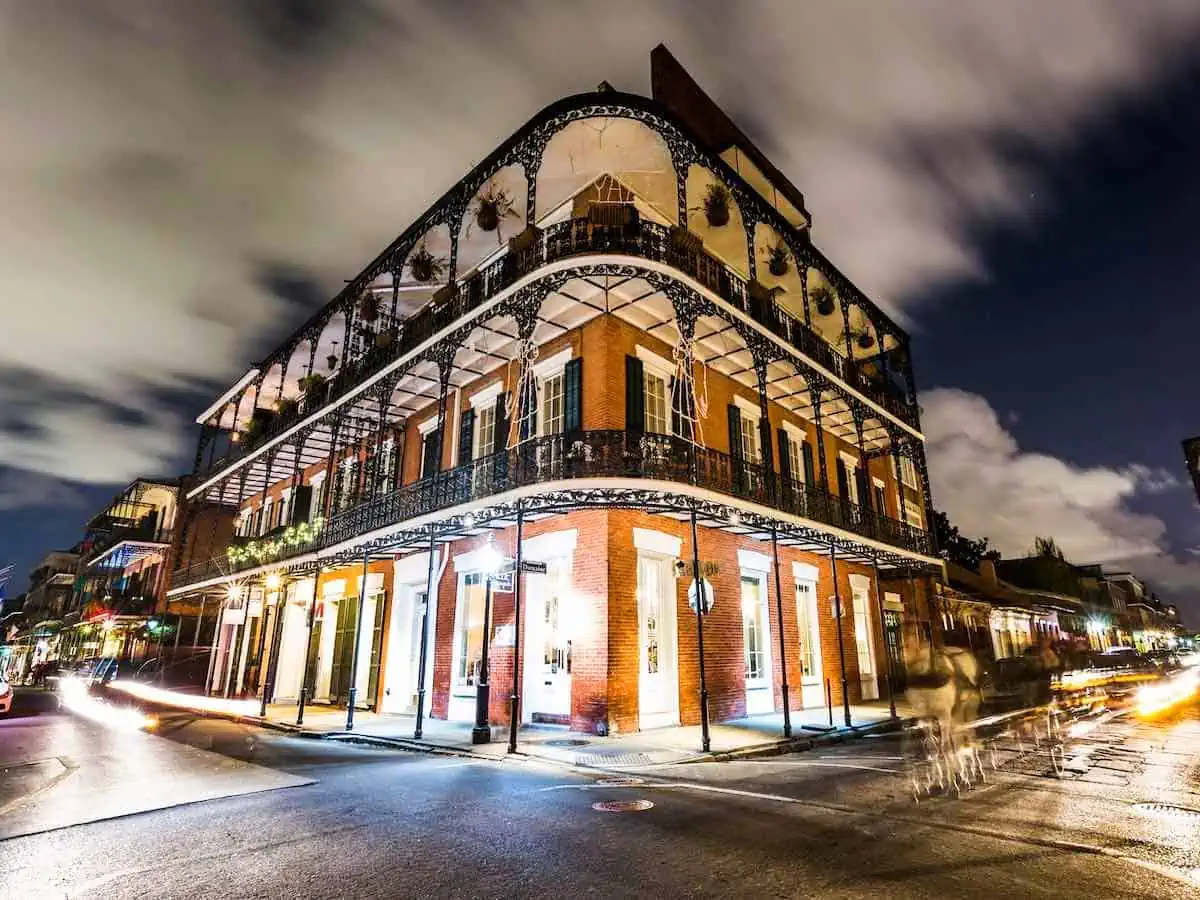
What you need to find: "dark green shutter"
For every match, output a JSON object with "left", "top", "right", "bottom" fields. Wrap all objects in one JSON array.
[
  {"left": 836, "top": 457, "right": 850, "bottom": 501},
  {"left": 519, "top": 376, "right": 537, "bottom": 440},
  {"left": 856, "top": 466, "right": 871, "bottom": 510},
  {"left": 494, "top": 392, "right": 509, "bottom": 451},
  {"left": 625, "top": 356, "right": 644, "bottom": 432},
  {"left": 458, "top": 408, "right": 475, "bottom": 466},
  {"left": 802, "top": 441, "right": 815, "bottom": 485},
  {"left": 777, "top": 429, "right": 792, "bottom": 482},
  {"left": 290, "top": 485, "right": 313, "bottom": 524},
  {"left": 422, "top": 432, "right": 439, "bottom": 477},
  {"left": 670, "top": 377, "right": 682, "bottom": 437},
  {"left": 564, "top": 358, "right": 582, "bottom": 433},
  {"left": 727, "top": 404, "right": 743, "bottom": 461}
]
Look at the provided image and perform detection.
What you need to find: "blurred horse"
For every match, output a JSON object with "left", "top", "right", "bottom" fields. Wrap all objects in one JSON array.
[{"left": 905, "top": 644, "right": 982, "bottom": 747}]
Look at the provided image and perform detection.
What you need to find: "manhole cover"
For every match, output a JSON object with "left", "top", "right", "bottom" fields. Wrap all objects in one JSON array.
[
  {"left": 595, "top": 776, "right": 645, "bottom": 786},
  {"left": 1134, "top": 802, "right": 1200, "bottom": 819},
  {"left": 544, "top": 738, "right": 590, "bottom": 748},
  {"left": 592, "top": 799, "right": 654, "bottom": 813}
]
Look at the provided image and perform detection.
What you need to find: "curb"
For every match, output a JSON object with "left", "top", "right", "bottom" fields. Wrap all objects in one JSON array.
[{"left": 701, "top": 716, "right": 907, "bottom": 763}]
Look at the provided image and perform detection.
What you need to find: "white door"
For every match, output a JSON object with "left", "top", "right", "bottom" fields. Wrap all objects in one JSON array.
[
  {"left": 524, "top": 557, "right": 572, "bottom": 722},
  {"left": 795, "top": 580, "right": 824, "bottom": 708},
  {"left": 852, "top": 583, "right": 879, "bottom": 701},
  {"left": 637, "top": 553, "right": 678, "bottom": 730},
  {"left": 741, "top": 573, "right": 774, "bottom": 715},
  {"left": 380, "top": 586, "right": 427, "bottom": 714},
  {"left": 448, "top": 572, "right": 487, "bottom": 721},
  {"left": 314, "top": 594, "right": 340, "bottom": 702},
  {"left": 273, "top": 598, "right": 309, "bottom": 702}
]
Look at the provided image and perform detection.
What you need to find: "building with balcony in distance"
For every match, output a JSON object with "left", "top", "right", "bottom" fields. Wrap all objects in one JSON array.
[
  {"left": 20, "top": 549, "right": 82, "bottom": 624},
  {"left": 167, "top": 46, "right": 942, "bottom": 736},
  {"left": 53, "top": 477, "right": 180, "bottom": 665}
]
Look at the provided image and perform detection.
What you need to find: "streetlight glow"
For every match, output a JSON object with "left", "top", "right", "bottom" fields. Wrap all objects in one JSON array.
[{"left": 265, "top": 573, "right": 282, "bottom": 591}]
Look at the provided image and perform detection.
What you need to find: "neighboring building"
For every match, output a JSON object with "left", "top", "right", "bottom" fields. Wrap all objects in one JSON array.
[
  {"left": 167, "top": 47, "right": 941, "bottom": 734},
  {"left": 54, "top": 478, "right": 180, "bottom": 664},
  {"left": 937, "top": 560, "right": 1087, "bottom": 662},
  {"left": 19, "top": 549, "right": 81, "bottom": 623}
]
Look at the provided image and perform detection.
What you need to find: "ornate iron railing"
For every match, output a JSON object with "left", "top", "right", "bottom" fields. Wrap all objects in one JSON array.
[
  {"left": 86, "top": 517, "right": 173, "bottom": 568},
  {"left": 196, "top": 218, "right": 920, "bottom": 483},
  {"left": 172, "top": 429, "right": 932, "bottom": 590}
]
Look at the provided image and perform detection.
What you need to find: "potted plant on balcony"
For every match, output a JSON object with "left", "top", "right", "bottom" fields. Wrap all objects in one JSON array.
[
  {"left": 276, "top": 396, "right": 299, "bottom": 418},
  {"left": 766, "top": 242, "right": 790, "bottom": 277},
  {"left": 375, "top": 327, "right": 397, "bottom": 349},
  {"left": 838, "top": 325, "right": 876, "bottom": 351},
  {"left": 473, "top": 186, "right": 517, "bottom": 233},
  {"left": 699, "top": 182, "right": 731, "bottom": 228},
  {"left": 239, "top": 408, "right": 274, "bottom": 445},
  {"left": 298, "top": 373, "right": 325, "bottom": 395},
  {"left": 408, "top": 246, "right": 446, "bottom": 283},
  {"left": 810, "top": 284, "right": 837, "bottom": 317},
  {"left": 358, "top": 288, "right": 379, "bottom": 323}
]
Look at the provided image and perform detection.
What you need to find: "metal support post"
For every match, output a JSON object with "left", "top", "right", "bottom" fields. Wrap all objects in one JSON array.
[
  {"left": 472, "top": 571, "right": 495, "bottom": 745},
  {"left": 261, "top": 589, "right": 288, "bottom": 718},
  {"left": 414, "top": 526, "right": 437, "bottom": 739},
  {"left": 689, "top": 507, "right": 711, "bottom": 753},
  {"left": 508, "top": 506, "right": 525, "bottom": 754},
  {"left": 297, "top": 587, "right": 319, "bottom": 726},
  {"left": 771, "top": 527, "right": 792, "bottom": 738},
  {"left": 345, "top": 549, "right": 370, "bottom": 731},
  {"left": 828, "top": 545, "right": 852, "bottom": 727},
  {"left": 871, "top": 558, "right": 898, "bottom": 720}
]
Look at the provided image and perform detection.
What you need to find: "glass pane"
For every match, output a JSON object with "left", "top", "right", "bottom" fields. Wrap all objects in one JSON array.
[
  {"left": 645, "top": 372, "right": 669, "bottom": 434},
  {"left": 476, "top": 405, "right": 496, "bottom": 458},
  {"left": 456, "top": 573, "right": 486, "bottom": 687},
  {"left": 541, "top": 374, "right": 564, "bottom": 435},
  {"left": 742, "top": 576, "right": 764, "bottom": 680},
  {"left": 740, "top": 417, "right": 760, "bottom": 462}
]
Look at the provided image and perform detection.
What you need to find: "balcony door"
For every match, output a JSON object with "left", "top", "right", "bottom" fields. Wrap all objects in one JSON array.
[
  {"left": 637, "top": 551, "right": 678, "bottom": 730},
  {"left": 740, "top": 572, "right": 774, "bottom": 715},
  {"left": 795, "top": 578, "right": 824, "bottom": 708},
  {"left": 523, "top": 557, "right": 573, "bottom": 723},
  {"left": 850, "top": 576, "right": 879, "bottom": 701}
]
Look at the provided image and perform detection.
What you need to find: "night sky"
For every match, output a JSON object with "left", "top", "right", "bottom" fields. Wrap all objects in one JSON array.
[{"left": 2, "top": 3, "right": 1199, "bottom": 618}]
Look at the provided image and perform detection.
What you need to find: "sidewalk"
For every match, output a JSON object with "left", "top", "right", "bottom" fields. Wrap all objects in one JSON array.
[{"left": 181, "top": 697, "right": 907, "bottom": 769}]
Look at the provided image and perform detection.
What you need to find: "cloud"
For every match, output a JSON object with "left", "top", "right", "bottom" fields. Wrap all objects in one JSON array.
[
  {"left": 1, "top": 1, "right": 1199, "bottom": 501},
  {"left": 924, "top": 388, "right": 1200, "bottom": 607}
]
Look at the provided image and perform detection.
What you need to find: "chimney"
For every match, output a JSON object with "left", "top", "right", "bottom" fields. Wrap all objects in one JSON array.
[{"left": 980, "top": 559, "right": 999, "bottom": 587}]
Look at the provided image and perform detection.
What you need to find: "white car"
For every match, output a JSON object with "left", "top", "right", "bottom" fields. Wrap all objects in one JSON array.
[{"left": 0, "top": 677, "right": 12, "bottom": 715}]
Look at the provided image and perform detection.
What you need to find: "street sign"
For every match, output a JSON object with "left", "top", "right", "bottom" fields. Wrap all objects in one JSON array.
[
  {"left": 490, "top": 571, "right": 514, "bottom": 593},
  {"left": 675, "top": 559, "right": 719, "bottom": 579},
  {"left": 520, "top": 560, "right": 548, "bottom": 574}
]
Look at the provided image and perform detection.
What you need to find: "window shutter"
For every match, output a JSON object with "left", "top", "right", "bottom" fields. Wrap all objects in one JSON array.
[
  {"left": 777, "top": 429, "right": 792, "bottom": 482},
  {"left": 290, "top": 485, "right": 313, "bottom": 525},
  {"left": 564, "top": 357, "right": 582, "bottom": 433},
  {"left": 422, "top": 432, "right": 439, "bottom": 477},
  {"left": 856, "top": 466, "right": 871, "bottom": 510},
  {"left": 494, "top": 392, "right": 509, "bottom": 451},
  {"left": 727, "top": 404, "right": 743, "bottom": 461},
  {"left": 458, "top": 408, "right": 475, "bottom": 466},
  {"left": 802, "top": 441, "right": 815, "bottom": 485},
  {"left": 519, "top": 377, "right": 537, "bottom": 441},
  {"left": 836, "top": 458, "right": 850, "bottom": 502},
  {"left": 625, "top": 355, "right": 645, "bottom": 432}
]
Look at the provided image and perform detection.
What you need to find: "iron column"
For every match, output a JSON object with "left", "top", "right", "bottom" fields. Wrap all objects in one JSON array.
[
  {"left": 828, "top": 544, "right": 852, "bottom": 727},
  {"left": 508, "top": 506, "right": 524, "bottom": 754},
  {"left": 414, "top": 525, "right": 437, "bottom": 740},
  {"left": 689, "top": 507, "right": 711, "bottom": 753},
  {"left": 472, "top": 569, "right": 495, "bottom": 745},
  {"left": 345, "top": 548, "right": 370, "bottom": 731},
  {"left": 871, "top": 557, "right": 898, "bottom": 720}
]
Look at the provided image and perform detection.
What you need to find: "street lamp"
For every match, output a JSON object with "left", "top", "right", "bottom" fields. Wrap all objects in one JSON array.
[{"left": 472, "top": 537, "right": 504, "bottom": 745}]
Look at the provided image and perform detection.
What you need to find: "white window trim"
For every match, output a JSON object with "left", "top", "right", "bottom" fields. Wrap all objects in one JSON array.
[
  {"left": 636, "top": 345, "right": 675, "bottom": 379},
  {"left": 793, "top": 561, "right": 819, "bottom": 582},
  {"left": 738, "top": 549, "right": 771, "bottom": 573},
  {"left": 454, "top": 544, "right": 506, "bottom": 573},
  {"left": 872, "top": 476, "right": 885, "bottom": 490},
  {"left": 732, "top": 394, "right": 762, "bottom": 419},
  {"left": 633, "top": 527, "right": 682, "bottom": 558},
  {"left": 531, "top": 347, "right": 572, "bottom": 380},
  {"left": 522, "top": 528, "right": 578, "bottom": 560},
  {"left": 468, "top": 381, "right": 504, "bottom": 410},
  {"left": 839, "top": 450, "right": 860, "bottom": 470},
  {"left": 393, "top": 551, "right": 432, "bottom": 584},
  {"left": 781, "top": 421, "right": 806, "bottom": 443},
  {"left": 474, "top": 403, "right": 498, "bottom": 459},
  {"left": 418, "top": 416, "right": 440, "bottom": 436}
]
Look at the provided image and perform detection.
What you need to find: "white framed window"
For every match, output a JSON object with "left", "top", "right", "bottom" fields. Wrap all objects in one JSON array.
[
  {"left": 852, "top": 585, "right": 875, "bottom": 678},
  {"left": 796, "top": 580, "right": 820, "bottom": 681},
  {"left": 644, "top": 370, "right": 670, "bottom": 435},
  {"left": 903, "top": 497, "right": 924, "bottom": 527},
  {"left": 739, "top": 415, "right": 761, "bottom": 463},
  {"left": 539, "top": 372, "right": 564, "bottom": 436},
  {"left": 787, "top": 435, "right": 805, "bottom": 485},
  {"left": 475, "top": 403, "right": 497, "bottom": 459},
  {"left": 741, "top": 575, "right": 768, "bottom": 681},
  {"left": 261, "top": 498, "right": 272, "bottom": 535},
  {"left": 840, "top": 452, "right": 860, "bottom": 505},
  {"left": 454, "top": 572, "right": 487, "bottom": 692},
  {"left": 309, "top": 473, "right": 326, "bottom": 522},
  {"left": 896, "top": 456, "right": 919, "bottom": 490},
  {"left": 339, "top": 458, "right": 358, "bottom": 508}
]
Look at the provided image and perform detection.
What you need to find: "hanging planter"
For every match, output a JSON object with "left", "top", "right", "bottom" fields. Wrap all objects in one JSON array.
[
  {"left": 474, "top": 186, "right": 517, "bottom": 233},
  {"left": 700, "top": 182, "right": 731, "bottom": 228},
  {"left": 838, "top": 326, "right": 876, "bottom": 351},
  {"left": 326, "top": 353, "right": 338, "bottom": 371},
  {"left": 408, "top": 246, "right": 446, "bottom": 283},
  {"left": 276, "top": 397, "right": 299, "bottom": 418},
  {"left": 298, "top": 373, "right": 325, "bottom": 394},
  {"left": 766, "top": 242, "right": 789, "bottom": 277},
  {"left": 810, "top": 284, "right": 836, "bottom": 317},
  {"left": 358, "top": 289, "right": 379, "bottom": 322},
  {"left": 375, "top": 328, "right": 396, "bottom": 349}
]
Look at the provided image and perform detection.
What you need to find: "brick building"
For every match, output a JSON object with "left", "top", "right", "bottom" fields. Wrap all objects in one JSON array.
[{"left": 167, "top": 47, "right": 942, "bottom": 737}]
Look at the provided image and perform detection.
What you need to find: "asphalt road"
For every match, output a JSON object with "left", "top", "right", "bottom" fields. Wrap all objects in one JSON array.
[{"left": 2, "top": 688, "right": 1199, "bottom": 899}]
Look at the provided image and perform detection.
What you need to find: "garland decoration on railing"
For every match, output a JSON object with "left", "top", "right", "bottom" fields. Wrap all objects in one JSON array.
[
  {"left": 672, "top": 333, "right": 709, "bottom": 448},
  {"left": 505, "top": 336, "right": 539, "bottom": 448},
  {"left": 226, "top": 517, "right": 325, "bottom": 566}
]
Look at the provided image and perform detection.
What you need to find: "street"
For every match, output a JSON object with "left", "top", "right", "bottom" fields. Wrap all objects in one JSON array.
[{"left": 3, "top": 689, "right": 1200, "bottom": 898}]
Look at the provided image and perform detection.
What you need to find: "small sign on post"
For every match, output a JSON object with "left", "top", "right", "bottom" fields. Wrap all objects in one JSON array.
[{"left": 520, "top": 560, "right": 548, "bottom": 574}]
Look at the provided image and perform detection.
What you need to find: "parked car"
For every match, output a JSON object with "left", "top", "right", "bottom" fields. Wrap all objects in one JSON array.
[{"left": 0, "top": 675, "right": 12, "bottom": 715}]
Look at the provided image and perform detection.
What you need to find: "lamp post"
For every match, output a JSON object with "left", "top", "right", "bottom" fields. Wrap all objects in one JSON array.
[
  {"left": 472, "top": 538, "right": 503, "bottom": 745},
  {"left": 260, "top": 573, "right": 286, "bottom": 719}
]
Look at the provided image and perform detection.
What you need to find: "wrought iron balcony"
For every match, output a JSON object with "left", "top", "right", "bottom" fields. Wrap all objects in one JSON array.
[
  {"left": 173, "top": 429, "right": 932, "bottom": 590},
  {"left": 85, "top": 516, "right": 173, "bottom": 568},
  {"left": 197, "top": 217, "right": 921, "bottom": 484}
]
